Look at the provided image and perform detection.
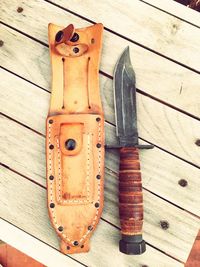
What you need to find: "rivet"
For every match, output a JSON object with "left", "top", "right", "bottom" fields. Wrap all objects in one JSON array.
[
  {"left": 160, "top": 220, "right": 169, "bottom": 230},
  {"left": 96, "top": 175, "right": 101, "bottom": 180},
  {"left": 50, "top": 203, "right": 55, "bottom": 208},
  {"left": 55, "top": 30, "right": 64, "bottom": 42},
  {"left": 95, "top": 202, "right": 99, "bottom": 208},
  {"left": 49, "top": 175, "right": 54, "bottom": 180},
  {"left": 81, "top": 245, "right": 84, "bottom": 248},
  {"left": 178, "top": 179, "right": 188, "bottom": 187},
  {"left": 49, "top": 119, "right": 53, "bottom": 124},
  {"left": 66, "top": 246, "right": 70, "bottom": 250},
  {"left": 58, "top": 226, "right": 63, "bottom": 232},
  {"left": 49, "top": 144, "right": 54, "bottom": 150},
  {"left": 88, "top": 225, "right": 93, "bottom": 231},
  {"left": 96, "top": 117, "right": 101, "bottom": 122},
  {"left": 0, "top": 40, "right": 4, "bottom": 47},
  {"left": 73, "top": 241, "right": 79, "bottom": 246},
  {"left": 70, "top": 33, "right": 79, "bottom": 42},
  {"left": 96, "top": 143, "right": 101, "bottom": 148},
  {"left": 65, "top": 139, "right": 76, "bottom": 150},
  {"left": 17, "top": 7, "right": 23, "bottom": 13},
  {"left": 73, "top": 47, "right": 79, "bottom": 54},
  {"left": 195, "top": 139, "right": 200, "bottom": 146}
]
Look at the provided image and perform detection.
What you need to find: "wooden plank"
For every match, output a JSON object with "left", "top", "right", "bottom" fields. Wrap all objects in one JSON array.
[
  {"left": 50, "top": 0, "right": 200, "bottom": 70},
  {"left": 1, "top": 25, "right": 200, "bottom": 166},
  {"left": 0, "top": 116, "right": 199, "bottom": 262},
  {"left": 0, "top": 219, "right": 84, "bottom": 267},
  {"left": 1, "top": 3, "right": 200, "bottom": 118},
  {"left": 141, "top": 0, "right": 200, "bottom": 27},
  {"left": 1, "top": 63, "right": 200, "bottom": 217},
  {"left": 0, "top": 166, "right": 184, "bottom": 266},
  {"left": 0, "top": 244, "right": 45, "bottom": 267}
]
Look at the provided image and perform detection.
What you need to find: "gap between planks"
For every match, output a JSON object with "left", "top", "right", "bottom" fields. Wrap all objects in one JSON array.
[
  {"left": 1, "top": 6, "right": 200, "bottom": 118},
  {"left": 1, "top": 66, "right": 200, "bottom": 216},
  {"left": 0, "top": 112, "right": 199, "bottom": 262},
  {"left": 0, "top": 217, "right": 86, "bottom": 267},
  {"left": 0, "top": 164, "right": 186, "bottom": 266},
  {"left": 44, "top": 0, "right": 200, "bottom": 73},
  {"left": 139, "top": 0, "right": 200, "bottom": 27},
  {"left": 139, "top": 0, "right": 200, "bottom": 28}
]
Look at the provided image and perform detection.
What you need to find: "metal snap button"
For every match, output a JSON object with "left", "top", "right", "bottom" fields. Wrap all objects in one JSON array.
[{"left": 65, "top": 139, "right": 76, "bottom": 150}]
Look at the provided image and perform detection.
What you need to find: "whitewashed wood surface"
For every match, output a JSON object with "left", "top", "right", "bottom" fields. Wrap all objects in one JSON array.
[{"left": 0, "top": 0, "right": 200, "bottom": 266}]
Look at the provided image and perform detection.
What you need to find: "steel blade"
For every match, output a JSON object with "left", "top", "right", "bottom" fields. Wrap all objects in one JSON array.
[{"left": 113, "top": 47, "right": 138, "bottom": 147}]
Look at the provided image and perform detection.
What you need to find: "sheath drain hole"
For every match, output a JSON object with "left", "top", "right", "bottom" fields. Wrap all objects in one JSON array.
[
  {"left": 81, "top": 245, "right": 84, "bottom": 248},
  {"left": 91, "top": 38, "right": 95, "bottom": 44}
]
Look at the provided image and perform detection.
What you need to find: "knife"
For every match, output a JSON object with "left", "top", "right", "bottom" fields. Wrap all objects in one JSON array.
[{"left": 113, "top": 47, "right": 153, "bottom": 255}]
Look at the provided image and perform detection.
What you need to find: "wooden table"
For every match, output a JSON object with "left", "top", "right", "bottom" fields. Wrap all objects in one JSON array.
[{"left": 0, "top": 1, "right": 200, "bottom": 266}]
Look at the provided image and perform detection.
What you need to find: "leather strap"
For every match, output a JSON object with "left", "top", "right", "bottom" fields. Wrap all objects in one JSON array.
[{"left": 46, "top": 23, "right": 104, "bottom": 254}]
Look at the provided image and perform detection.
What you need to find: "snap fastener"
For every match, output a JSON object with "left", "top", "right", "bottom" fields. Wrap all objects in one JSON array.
[
  {"left": 70, "top": 33, "right": 79, "bottom": 42},
  {"left": 65, "top": 139, "right": 76, "bottom": 150},
  {"left": 55, "top": 30, "right": 64, "bottom": 42}
]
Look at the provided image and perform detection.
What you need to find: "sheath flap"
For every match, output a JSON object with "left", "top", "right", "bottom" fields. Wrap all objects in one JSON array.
[{"left": 46, "top": 113, "right": 104, "bottom": 253}]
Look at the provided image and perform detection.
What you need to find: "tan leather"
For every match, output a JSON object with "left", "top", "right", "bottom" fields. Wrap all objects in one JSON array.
[{"left": 46, "top": 23, "right": 104, "bottom": 254}]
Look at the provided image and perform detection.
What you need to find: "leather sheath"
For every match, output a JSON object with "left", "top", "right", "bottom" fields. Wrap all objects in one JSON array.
[{"left": 46, "top": 23, "right": 105, "bottom": 254}]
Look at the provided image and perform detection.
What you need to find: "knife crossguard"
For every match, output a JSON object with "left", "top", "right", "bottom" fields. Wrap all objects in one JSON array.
[{"left": 119, "top": 147, "right": 146, "bottom": 254}]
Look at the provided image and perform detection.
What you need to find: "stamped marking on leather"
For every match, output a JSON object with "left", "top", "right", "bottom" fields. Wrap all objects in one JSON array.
[{"left": 48, "top": 118, "right": 103, "bottom": 246}]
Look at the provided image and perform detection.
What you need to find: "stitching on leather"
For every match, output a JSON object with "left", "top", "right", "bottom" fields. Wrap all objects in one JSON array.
[
  {"left": 48, "top": 118, "right": 102, "bottom": 245},
  {"left": 48, "top": 123, "right": 71, "bottom": 243},
  {"left": 57, "top": 134, "right": 91, "bottom": 204},
  {"left": 57, "top": 139, "right": 61, "bottom": 202},
  {"left": 80, "top": 121, "right": 102, "bottom": 243}
]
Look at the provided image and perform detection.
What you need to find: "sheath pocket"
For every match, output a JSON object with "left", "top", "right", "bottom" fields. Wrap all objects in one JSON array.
[{"left": 46, "top": 113, "right": 104, "bottom": 250}]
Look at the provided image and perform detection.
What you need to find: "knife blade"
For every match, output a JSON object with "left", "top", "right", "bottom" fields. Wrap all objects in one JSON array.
[{"left": 113, "top": 47, "right": 153, "bottom": 255}]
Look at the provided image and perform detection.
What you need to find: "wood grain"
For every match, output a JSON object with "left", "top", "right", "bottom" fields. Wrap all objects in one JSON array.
[
  {"left": 185, "top": 229, "right": 200, "bottom": 267},
  {"left": 1, "top": 25, "right": 200, "bottom": 166},
  {"left": 0, "top": 166, "right": 184, "bottom": 267},
  {"left": 1, "top": 67, "right": 200, "bottom": 218},
  {"left": 51, "top": 0, "right": 200, "bottom": 70},
  {"left": 0, "top": 219, "right": 83, "bottom": 267},
  {"left": 0, "top": 115, "right": 199, "bottom": 261},
  {"left": 142, "top": 0, "right": 200, "bottom": 26},
  {"left": 1, "top": 3, "right": 200, "bottom": 118},
  {"left": 0, "top": 244, "right": 45, "bottom": 267}
]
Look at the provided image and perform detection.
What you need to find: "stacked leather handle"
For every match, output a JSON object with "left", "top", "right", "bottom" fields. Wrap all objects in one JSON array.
[{"left": 46, "top": 23, "right": 105, "bottom": 254}]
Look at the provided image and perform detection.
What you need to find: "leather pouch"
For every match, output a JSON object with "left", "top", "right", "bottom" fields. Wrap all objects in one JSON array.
[{"left": 46, "top": 23, "right": 104, "bottom": 254}]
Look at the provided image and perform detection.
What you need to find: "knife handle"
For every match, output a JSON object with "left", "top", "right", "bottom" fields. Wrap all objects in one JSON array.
[{"left": 118, "top": 147, "right": 146, "bottom": 255}]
